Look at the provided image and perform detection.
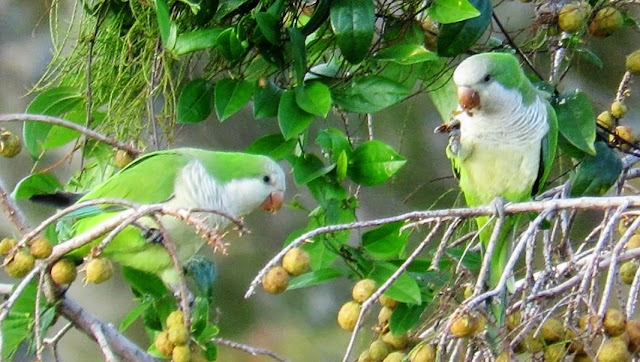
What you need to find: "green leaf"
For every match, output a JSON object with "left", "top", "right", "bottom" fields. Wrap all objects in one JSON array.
[
  {"left": 426, "top": 65, "right": 458, "bottom": 122},
  {"left": 362, "top": 221, "right": 409, "bottom": 259},
  {"left": 330, "top": 0, "right": 375, "bottom": 64},
  {"left": 119, "top": 301, "right": 150, "bottom": 331},
  {"left": 191, "top": 297, "right": 209, "bottom": 335},
  {"left": 253, "top": 81, "right": 283, "bottom": 119},
  {"left": 288, "top": 27, "right": 307, "bottom": 83},
  {"left": 570, "top": 142, "right": 622, "bottom": 197},
  {"left": 214, "top": 0, "right": 248, "bottom": 20},
  {"left": 192, "top": 0, "right": 218, "bottom": 24},
  {"left": 369, "top": 262, "right": 421, "bottom": 304},
  {"left": 373, "top": 44, "right": 440, "bottom": 65},
  {"left": 12, "top": 173, "right": 62, "bottom": 200},
  {"left": 332, "top": 75, "right": 410, "bottom": 113},
  {"left": 554, "top": 90, "right": 596, "bottom": 155},
  {"left": 173, "top": 27, "right": 224, "bottom": 55},
  {"left": 278, "top": 90, "right": 315, "bottom": 140},
  {"left": 336, "top": 150, "right": 348, "bottom": 181},
  {"left": 389, "top": 302, "right": 427, "bottom": 335},
  {"left": 295, "top": 81, "right": 332, "bottom": 117},
  {"left": 214, "top": 78, "right": 255, "bottom": 121},
  {"left": 42, "top": 109, "right": 104, "bottom": 150},
  {"left": 428, "top": 0, "right": 481, "bottom": 24},
  {"left": 288, "top": 268, "right": 344, "bottom": 289},
  {"left": 178, "top": 78, "right": 214, "bottom": 124},
  {"left": 24, "top": 87, "right": 83, "bottom": 158},
  {"left": 216, "top": 27, "right": 246, "bottom": 62},
  {"left": 2, "top": 314, "right": 31, "bottom": 359},
  {"left": 293, "top": 154, "right": 335, "bottom": 185},
  {"left": 255, "top": 12, "right": 281, "bottom": 45},
  {"left": 437, "top": 0, "right": 491, "bottom": 57},
  {"left": 316, "top": 128, "right": 352, "bottom": 161},
  {"left": 246, "top": 133, "right": 296, "bottom": 160},
  {"left": 185, "top": 256, "right": 217, "bottom": 300},
  {"left": 155, "top": 0, "right": 178, "bottom": 50},
  {"left": 121, "top": 267, "right": 168, "bottom": 298},
  {"left": 348, "top": 140, "right": 406, "bottom": 186}
]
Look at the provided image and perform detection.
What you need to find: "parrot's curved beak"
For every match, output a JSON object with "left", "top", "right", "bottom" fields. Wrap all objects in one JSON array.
[
  {"left": 261, "top": 191, "right": 284, "bottom": 212},
  {"left": 457, "top": 86, "right": 480, "bottom": 111}
]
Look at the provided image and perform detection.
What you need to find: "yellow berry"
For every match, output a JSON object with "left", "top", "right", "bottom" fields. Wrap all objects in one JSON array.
[
  {"left": 450, "top": 314, "right": 477, "bottom": 338},
  {"left": 567, "top": 328, "right": 584, "bottom": 354},
  {"left": 603, "top": 309, "right": 626, "bottom": 337},
  {"left": 574, "top": 352, "right": 592, "bottom": 362},
  {"left": 619, "top": 261, "right": 638, "bottom": 285},
  {"left": 588, "top": 7, "right": 623, "bottom": 38},
  {"left": 597, "top": 111, "right": 615, "bottom": 130},
  {"left": 168, "top": 324, "right": 189, "bottom": 345},
  {"left": 463, "top": 284, "right": 474, "bottom": 299},
  {"left": 618, "top": 216, "right": 635, "bottom": 236},
  {"left": 172, "top": 344, "right": 191, "bottom": 362},
  {"left": 337, "top": 301, "right": 361, "bottom": 331},
  {"left": 383, "top": 351, "right": 406, "bottom": 362},
  {"left": 381, "top": 331, "right": 409, "bottom": 349},
  {"left": 495, "top": 352, "right": 512, "bottom": 362},
  {"left": 154, "top": 330, "right": 174, "bottom": 357},
  {"left": 5, "top": 250, "right": 35, "bottom": 278},
  {"left": 0, "top": 129, "right": 21, "bottom": 158},
  {"left": 368, "top": 340, "right": 390, "bottom": 361},
  {"left": 352, "top": 279, "right": 377, "bottom": 302},
  {"left": 262, "top": 266, "right": 289, "bottom": 294},
  {"left": 166, "top": 310, "right": 185, "bottom": 329},
  {"left": 626, "top": 319, "right": 640, "bottom": 353},
  {"left": 626, "top": 234, "right": 640, "bottom": 249},
  {"left": 0, "top": 238, "right": 17, "bottom": 256},
  {"left": 558, "top": 2, "right": 591, "bottom": 33},
  {"left": 524, "top": 333, "right": 544, "bottom": 353},
  {"left": 84, "top": 258, "right": 113, "bottom": 284},
  {"left": 29, "top": 237, "right": 53, "bottom": 259},
  {"left": 114, "top": 149, "right": 134, "bottom": 169},
  {"left": 50, "top": 259, "right": 77, "bottom": 285},
  {"left": 282, "top": 247, "right": 311, "bottom": 276},
  {"left": 610, "top": 101, "right": 628, "bottom": 119},
  {"left": 410, "top": 344, "right": 435, "bottom": 362},
  {"left": 379, "top": 294, "right": 398, "bottom": 309},
  {"left": 378, "top": 306, "right": 393, "bottom": 325},
  {"left": 541, "top": 318, "right": 565, "bottom": 344},
  {"left": 544, "top": 343, "right": 568, "bottom": 362},
  {"left": 358, "top": 350, "right": 374, "bottom": 362},
  {"left": 506, "top": 310, "right": 522, "bottom": 332},
  {"left": 596, "top": 339, "right": 630, "bottom": 362},
  {"left": 612, "top": 125, "right": 634, "bottom": 150},
  {"left": 626, "top": 49, "right": 640, "bottom": 75}
]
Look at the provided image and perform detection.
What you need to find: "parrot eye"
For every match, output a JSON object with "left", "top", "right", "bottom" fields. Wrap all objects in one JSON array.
[
  {"left": 263, "top": 175, "right": 271, "bottom": 183},
  {"left": 483, "top": 74, "right": 492, "bottom": 83}
]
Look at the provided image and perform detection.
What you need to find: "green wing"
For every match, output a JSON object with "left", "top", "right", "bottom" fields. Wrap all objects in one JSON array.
[{"left": 532, "top": 102, "right": 558, "bottom": 195}]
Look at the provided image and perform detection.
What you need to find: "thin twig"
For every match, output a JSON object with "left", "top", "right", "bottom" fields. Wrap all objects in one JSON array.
[
  {"left": 43, "top": 322, "right": 74, "bottom": 362},
  {"left": 211, "top": 337, "right": 288, "bottom": 362},
  {"left": 0, "top": 177, "right": 30, "bottom": 234}
]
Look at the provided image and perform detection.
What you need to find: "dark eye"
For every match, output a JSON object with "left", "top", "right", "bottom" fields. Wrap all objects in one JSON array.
[
  {"left": 263, "top": 175, "right": 271, "bottom": 183},
  {"left": 483, "top": 74, "right": 492, "bottom": 82}
]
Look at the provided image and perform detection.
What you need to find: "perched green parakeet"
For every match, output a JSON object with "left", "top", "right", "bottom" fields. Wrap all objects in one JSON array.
[
  {"left": 444, "top": 53, "right": 558, "bottom": 288},
  {"left": 66, "top": 148, "right": 286, "bottom": 289}
]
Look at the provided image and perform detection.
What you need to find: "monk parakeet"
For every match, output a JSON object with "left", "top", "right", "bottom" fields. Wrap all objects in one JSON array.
[
  {"left": 443, "top": 53, "right": 557, "bottom": 288},
  {"left": 65, "top": 148, "right": 286, "bottom": 289}
]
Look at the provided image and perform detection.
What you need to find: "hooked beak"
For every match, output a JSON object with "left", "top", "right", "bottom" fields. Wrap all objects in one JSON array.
[
  {"left": 457, "top": 86, "right": 480, "bottom": 111},
  {"left": 261, "top": 191, "right": 284, "bottom": 212}
]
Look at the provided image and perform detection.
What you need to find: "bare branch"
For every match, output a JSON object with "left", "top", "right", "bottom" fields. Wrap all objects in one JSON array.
[{"left": 211, "top": 337, "right": 288, "bottom": 362}]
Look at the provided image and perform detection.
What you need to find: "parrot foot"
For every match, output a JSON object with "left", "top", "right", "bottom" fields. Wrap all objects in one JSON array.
[
  {"left": 490, "top": 197, "right": 507, "bottom": 221},
  {"left": 141, "top": 227, "right": 164, "bottom": 244},
  {"left": 435, "top": 120, "right": 461, "bottom": 155},
  {"left": 172, "top": 287, "right": 195, "bottom": 308}
]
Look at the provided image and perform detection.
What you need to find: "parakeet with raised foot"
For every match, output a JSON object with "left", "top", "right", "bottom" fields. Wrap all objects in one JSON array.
[
  {"left": 439, "top": 53, "right": 557, "bottom": 289},
  {"left": 64, "top": 148, "right": 286, "bottom": 289}
]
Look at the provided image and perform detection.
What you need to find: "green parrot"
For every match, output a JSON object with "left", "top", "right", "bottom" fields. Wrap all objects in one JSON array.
[
  {"left": 65, "top": 148, "right": 286, "bottom": 289},
  {"left": 443, "top": 53, "right": 558, "bottom": 289}
]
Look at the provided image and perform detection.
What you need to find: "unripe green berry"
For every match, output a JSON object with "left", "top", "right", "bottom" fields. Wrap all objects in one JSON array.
[
  {"left": 558, "top": 2, "right": 591, "bottom": 33},
  {"left": 172, "top": 345, "right": 191, "bottom": 362},
  {"left": 410, "top": 344, "right": 435, "bottom": 362},
  {"left": 368, "top": 340, "right": 389, "bottom": 361},
  {"left": 610, "top": 101, "right": 628, "bottom": 119},
  {"left": 29, "top": 237, "right": 53, "bottom": 259},
  {"left": 168, "top": 324, "right": 189, "bottom": 345},
  {"left": 619, "top": 261, "right": 638, "bottom": 285},
  {"left": 626, "top": 49, "right": 640, "bottom": 75},
  {"left": 50, "top": 259, "right": 77, "bottom": 285},
  {"left": 337, "top": 301, "right": 361, "bottom": 331},
  {"left": 378, "top": 294, "right": 398, "bottom": 309},
  {"left": 282, "top": 247, "right": 310, "bottom": 276},
  {"left": 166, "top": 310, "right": 185, "bottom": 329},
  {"left": 0, "top": 129, "right": 21, "bottom": 158},
  {"left": 5, "top": 250, "right": 35, "bottom": 278},
  {"left": 84, "top": 258, "right": 113, "bottom": 284},
  {"left": 596, "top": 339, "right": 630, "bottom": 362},
  {"left": 114, "top": 149, "right": 134, "bottom": 169},
  {"left": 588, "top": 7, "right": 623, "bottom": 38},
  {"left": 381, "top": 331, "right": 409, "bottom": 349},
  {"left": 0, "top": 238, "right": 17, "bottom": 256},
  {"left": 603, "top": 308, "right": 626, "bottom": 337},
  {"left": 383, "top": 351, "right": 406, "bottom": 362}
]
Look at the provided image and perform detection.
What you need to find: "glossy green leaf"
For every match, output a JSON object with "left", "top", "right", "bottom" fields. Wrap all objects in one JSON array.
[
  {"left": 253, "top": 81, "right": 283, "bottom": 119},
  {"left": 214, "top": 0, "right": 248, "bottom": 20},
  {"left": 42, "top": 109, "right": 104, "bottom": 150},
  {"left": 12, "top": 173, "right": 62, "bottom": 200},
  {"left": 155, "top": 0, "right": 177, "bottom": 50},
  {"left": 332, "top": 75, "right": 410, "bottom": 113},
  {"left": 554, "top": 90, "right": 596, "bottom": 156},
  {"left": 214, "top": 78, "right": 255, "bottom": 121},
  {"left": 119, "top": 301, "right": 150, "bottom": 331},
  {"left": 255, "top": 12, "right": 281, "bottom": 45},
  {"left": 301, "top": 0, "right": 331, "bottom": 35},
  {"left": 437, "top": 0, "right": 491, "bottom": 57},
  {"left": 246, "top": 133, "right": 296, "bottom": 160},
  {"left": 426, "top": 65, "right": 458, "bottom": 122},
  {"left": 185, "top": 256, "right": 217, "bottom": 300},
  {"left": 278, "top": 90, "right": 315, "bottom": 140},
  {"left": 428, "top": 0, "right": 480, "bottom": 24},
  {"left": 24, "top": 87, "right": 83, "bottom": 158},
  {"left": 288, "top": 27, "right": 307, "bottom": 83},
  {"left": 173, "top": 27, "right": 224, "bottom": 55},
  {"left": 293, "top": 154, "right": 335, "bottom": 185},
  {"left": 349, "top": 140, "right": 406, "bottom": 186},
  {"left": 192, "top": 0, "right": 218, "bottom": 24},
  {"left": 363, "top": 221, "right": 409, "bottom": 259},
  {"left": 288, "top": 268, "right": 344, "bottom": 289},
  {"left": 570, "top": 142, "right": 622, "bottom": 197},
  {"left": 121, "top": 267, "right": 168, "bottom": 299},
  {"left": 191, "top": 297, "right": 209, "bottom": 335},
  {"left": 295, "top": 81, "right": 332, "bottom": 117},
  {"left": 216, "top": 27, "right": 246, "bottom": 62},
  {"left": 330, "top": 0, "right": 375, "bottom": 64},
  {"left": 373, "top": 44, "right": 439, "bottom": 65},
  {"left": 389, "top": 302, "right": 427, "bottom": 335},
  {"left": 177, "top": 78, "right": 214, "bottom": 124},
  {"left": 336, "top": 150, "right": 348, "bottom": 181},
  {"left": 316, "top": 128, "right": 352, "bottom": 161},
  {"left": 369, "top": 262, "right": 421, "bottom": 304},
  {"left": 2, "top": 314, "right": 31, "bottom": 359}
]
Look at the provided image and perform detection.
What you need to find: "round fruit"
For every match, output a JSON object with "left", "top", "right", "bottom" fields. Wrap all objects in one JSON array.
[
  {"left": 597, "top": 111, "right": 615, "bottom": 130},
  {"left": 603, "top": 309, "right": 626, "bottom": 337},
  {"left": 168, "top": 324, "right": 189, "bottom": 345},
  {"left": 5, "top": 250, "right": 35, "bottom": 278},
  {"left": 612, "top": 125, "right": 634, "bottom": 150},
  {"left": 352, "top": 279, "right": 377, "bottom": 303},
  {"left": 506, "top": 310, "right": 522, "bottom": 332},
  {"left": 29, "top": 237, "right": 53, "bottom": 259},
  {"left": 574, "top": 352, "right": 592, "bottom": 362},
  {"left": 166, "top": 310, "right": 185, "bottom": 329},
  {"left": 358, "top": 350, "right": 374, "bottom": 362},
  {"left": 378, "top": 306, "right": 393, "bottom": 325},
  {"left": 588, "top": 7, "right": 623, "bottom": 38},
  {"left": 114, "top": 149, "right": 134, "bottom": 169},
  {"left": 524, "top": 333, "right": 544, "bottom": 353},
  {"left": 544, "top": 343, "right": 568, "bottom": 362},
  {"left": 579, "top": 314, "right": 600, "bottom": 332},
  {"left": 463, "top": 284, "right": 474, "bottom": 299},
  {"left": 383, "top": 352, "right": 406, "bottom": 362},
  {"left": 541, "top": 318, "right": 564, "bottom": 344},
  {"left": 381, "top": 331, "right": 409, "bottom": 349},
  {"left": 611, "top": 101, "right": 628, "bottom": 119},
  {"left": 368, "top": 340, "right": 389, "bottom": 361},
  {"left": 50, "top": 259, "right": 77, "bottom": 285},
  {"left": 379, "top": 294, "right": 398, "bottom": 309},
  {"left": 558, "top": 2, "right": 591, "bottom": 33},
  {"left": 618, "top": 216, "right": 635, "bottom": 236},
  {"left": 596, "top": 339, "right": 630, "bottom": 362},
  {"left": 495, "top": 352, "right": 511, "bottom": 362},
  {"left": 84, "top": 258, "right": 113, "bottom": 284},
  {"left": 154, "top": 330, "right": 175, "bottom": 357},
  {"left": 450, "top": 314, "right": 477, "bottom": 338},
  {"left": 410, "top": 344, "right": 435, "bottom": 362},
  {"left": 626, "top": 234, "right": 640, "bottom": 249},
  {"left": 282, "top": 247, "right": 310, "bottom": 276},
  {"left": 619, "top": 261, "right": 638, "bottom": 285},
  {"left": 626, "top": 49, "right": 640, "bottom": 75},
  {"left": 337, "top": 301, "right": 361, "bottom": 331},
  {"left": 0, "top": 238, "right": 17, "bottom": 256},
  {"left": 0, "top": 129, "right": 22, "bottom": 158},
  {"left": 262, "top": 266, "right": 289, "bottom": 294},
  {"left": 626, "top": 319, "right": 640, "bottom": 353},
  {"left": 567, "top": 328, "right": 584, "bottom": 354},
  {"left": 172, "top": 344, "right": 191, "bottom": 362}
]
